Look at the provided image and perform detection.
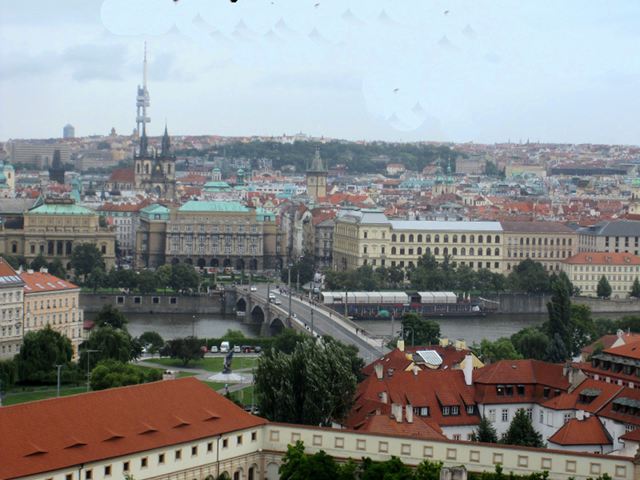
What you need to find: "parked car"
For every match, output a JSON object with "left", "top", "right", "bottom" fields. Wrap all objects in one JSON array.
[
  {"left": 220, "top": 341, "right": 230, "bottom": 353},
  {"left": 200, "top": 346, "right": 208, "bottom": 353},
  {"left": 241, "top": 345, "right": 255, "bottom": 353},
  {"left": 233, "top": 345, "right": 241, "bottom": 353},
  {"left": 210, "top": 345, "right": 218, "bottom": 353},
  {"left": 250, "top": 285, "right": 257, "bottom": 292},
  {"left": 274, "top": 298, "right": 282, "bottom": 305},
  {"left": 254, "top": 346, "right": 262, "bottom": 353}
]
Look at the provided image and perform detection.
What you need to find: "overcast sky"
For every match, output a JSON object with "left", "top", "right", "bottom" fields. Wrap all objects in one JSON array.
[{"left": 1, "top": 1, "right": 639, "bottom": 145}]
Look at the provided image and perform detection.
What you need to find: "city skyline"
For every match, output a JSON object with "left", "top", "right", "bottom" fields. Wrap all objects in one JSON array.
[{"left": 1, "top": 1, "right": 639, "bottom": 145}]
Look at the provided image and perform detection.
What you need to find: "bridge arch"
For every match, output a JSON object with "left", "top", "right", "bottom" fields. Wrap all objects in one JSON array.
[
  {"left": 251, "top": 305, "right": 265, "bottom": 324},
  {"left": 236, "top": 297, "right": 247, "bottom": 314},
  {"left": 269, "top": 317, "right": 286, "bottom": 336}
]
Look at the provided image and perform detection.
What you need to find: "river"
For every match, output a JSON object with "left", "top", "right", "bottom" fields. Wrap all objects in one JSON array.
[{"left": 108, "top": 311, "right": 629, "bottom": 346}]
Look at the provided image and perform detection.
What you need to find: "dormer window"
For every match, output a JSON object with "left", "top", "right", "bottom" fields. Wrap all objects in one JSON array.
[
  {"left": 496, "top": 385, "right": 505, "bottom": 396},
  {"left": 451, "top": 406, "right": 459, "bottom": 416},
  {"left": 466, "top": 405, "right": 475, "bottom": 414},
  {"left": 442, "top": 406, "right": 450, "bottom": 416},
  {"left": 517, "top": 385, "right": 525, "bottom": 396}
]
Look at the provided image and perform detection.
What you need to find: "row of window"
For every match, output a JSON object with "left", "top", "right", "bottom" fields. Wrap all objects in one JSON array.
[
  {"left": 507, "top": 250, "right": 570, "bottom": 259},
  {"left": 387, "top": 233, "right": 502, "bottom": 244},
  {"left": 386, "top": 246, "right": 500, "bottom": 257},
  {"left": 1, "top": 291, "right": 22, "bottom": 302},
  {"left": 62, "top": 432, "right": 258, "bottom": 480},
  {"left": 26, "top": 297, "right": 77, "bottom": 311},
  {"left": 507, "top": 237, "right": 573, "bottom": 247},
  {"left": 171, "top": 224, "right": 259, "bottom": 233}
]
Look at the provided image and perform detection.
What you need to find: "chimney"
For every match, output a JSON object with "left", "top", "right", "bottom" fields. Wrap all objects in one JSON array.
[
  {"left": 397, "top": 339, "right": 405, "bottom": 352},
  {"left": 391, "top": 403, "right": 403, "bottom": 423},
  {"left": 40, "top": 267, "right": 48, "bottom": 273},
  {"left": 455, "top": 339, "right": 467, "bottom": 351},
  {"left": 439, "top": 337, "right": 449, "bottom": 347},
  {"left": 374, "top": 363, "right": 383, "bottom": 380},
  {"left": 575, "top": 410, "right": 584, "bottom": 421},
  {"left": 380, "top": 391, "right": 388, "bottom": 404},
  {"left": 27, "top": 269, "right": 34, "bottom": 274},
  {"left": 463, "top": 354, "right": 473, "bottom": 386},
  {"left": 405, "top": 404, "right": 413, "bottom": 423},
  {"left": 412, "top": 365, "right": 420, "bottom": 376}
]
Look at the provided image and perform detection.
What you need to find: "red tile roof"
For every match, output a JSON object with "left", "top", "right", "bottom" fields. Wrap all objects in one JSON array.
[
  {"left": 548, "top": 416, "right": 612, "bottom": 446},
  {"left": 20, "top": 271, "right": 78, "bottom": 293},
  {"left": 541, "top": 378, "right": 623, "bottom": 414},
  {"left": 0, "top": 378, "right": 266, "bottom": 480},
  {"left": 602, "top": 339, "right": 640, "bottom": 360},
  {"left": 563, "top": 252, "right": 640, "bottom": 265},
  {"left": 0, "top": 257, "right": 23, "bottom": 284},
  {"left": 581, "top": 333, "right": 640, "bottom": 358},
  {"left": 108, "top": 168, "right": 135, "bottom": 184},
  {"left": 356, "top": 415, "right": 445, "bottom": 441},
  {"left": 597, "top": 386, "right": 640, "bottom": 427},
  {"left": 361, "top": 346, "right": 471, "bottom": 378}
]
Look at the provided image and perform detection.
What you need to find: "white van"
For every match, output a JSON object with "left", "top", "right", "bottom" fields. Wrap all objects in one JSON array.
[{"left": 220, "top": 341, "right": 230, "bottom": 353}]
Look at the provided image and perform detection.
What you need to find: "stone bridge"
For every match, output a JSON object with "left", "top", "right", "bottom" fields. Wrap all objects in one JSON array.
[{"left": 229, "top": 288, "right": 292, "bottom": 337}]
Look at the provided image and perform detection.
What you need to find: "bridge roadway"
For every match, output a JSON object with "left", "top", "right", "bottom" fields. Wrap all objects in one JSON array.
[{"left": 252, "top": 284, "right": 386, "bottom": 363}]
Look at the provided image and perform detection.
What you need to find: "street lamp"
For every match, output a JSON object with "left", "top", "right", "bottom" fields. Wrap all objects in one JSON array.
[
  {"left": 55, "top": 364, "right": 64, "bottom": 397},
  {"left": 287, "top": 263, "right": 293, "bottom": 320},
  {"left": 82, "top": 349, "right": 100, "bottom": 392},
  {"left": 310, "top": 307, "right": 314, "bottom": 339}
]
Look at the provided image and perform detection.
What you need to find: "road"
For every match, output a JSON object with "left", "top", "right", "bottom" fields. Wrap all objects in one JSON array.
[{"left": 251, "top": 284, "right": 386, "bottom": 363}]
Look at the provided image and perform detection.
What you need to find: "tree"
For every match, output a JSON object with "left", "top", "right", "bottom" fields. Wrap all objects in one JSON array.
[
  {"left": 138, "top": 331, "right": 165, "bottom": 355},
  {"left": 545, "top": 333, "right": 569, "bottom": 363},
  {"left": 544, "top": 277, "right": 571, "bottom": 358},
  {"left": 281, "top": 254, "right": 316, "bottom": 287},
  {"left": 255, "top": 337, "right": 359, "bottom": 426},
  {"left": 508, "top": 259, "right": 551, "bottom": 294},
  {"left": 631, "top": 278, "right": 640, "bottom": 298},
  {"left": 80, "top": 325, "right": 135, "bottom": 371},
  {"left": 48, "top": 258, "right": 67, "bottom": 279},
  {"left": 90, "top": 359, "right": 161, "bottom": 390},
  {"left": 156, "top": 264, "right": 173, "bottom": 291},
  {"left": 15, "top": 327, "right": 74, "bottom": 384},
  {"left": 163, "top": 337, "right": 204, "bottom": 366},
  {"left": 170, "top": 264, "right": 200, "bottom": 292},
  {"left": 0, "top": 359, "right": 17, "bottom": 390},
  {"left": 279, "top": 441, "right": 339, "bottom": 480},
  {"left": 29, "top": 254, "right": 48, "bottom": 271},
  {"left": 94, "top": 305, "right": 128, "bottom": 330},
  {"left": 113, "top": 268, "right": 138, "bottom": 290},
  {"left": 86, "top": 267, "right": 107, "bottom": 292},
  {"left": 511, "top": 328, "right": 550, "bottom": 361},
  {"left": 597, "top": 275, "right": 612, "bottom": 299},
  {"left": 477, "top": 338, "right": 521, "bottom": 363},
  {"left": 272, "top": 329, "right": 305, "bottom": 354},
  {"left": 70, "top": 243, "right": 105, "bottom": 280},
  {"left": 401, "top": 313, "right": 440, "bottom": 346},
  {"left": 501, "top": 408, "right": 544, "bottom": 447},
  {"left": 221, "top": 329, "right": 246, "bottom": 342},
  {"left": 137, "top": 270, "right": 158, "bottom": 293},
  {"left": 470, "top": 416, "right": 498, "bottom": 443}
]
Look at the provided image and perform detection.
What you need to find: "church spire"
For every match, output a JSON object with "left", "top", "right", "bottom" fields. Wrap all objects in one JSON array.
[
  {"left": 139, "top": 122, "right": 148, "bottom": 157},
  {"left": 161, "top": 123, "right": 171, "bottom": 156},
  {"left": 309, "top": 147, "right": 326, "bottom": 172}
]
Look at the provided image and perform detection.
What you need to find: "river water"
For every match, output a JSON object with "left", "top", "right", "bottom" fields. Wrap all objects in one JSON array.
[{"left": 102, "top": 310, "right": 631, "bottom": 346}]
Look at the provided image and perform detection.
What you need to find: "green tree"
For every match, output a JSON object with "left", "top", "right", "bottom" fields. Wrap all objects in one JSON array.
[
  {"left": 0, "top": 359, "right": 18, "bottom": 390},
  {"left": 272, "top": 329, "right": 306, "bottom": 354},
  {"left": 2, "top": 255, "right": 25, "bottom": 269},
  {"left": 137, "top": 270, "right": 158, "bottom": 293},
  {"left": 477, "top": 338, "right": 522, "bottom": 363},
  {"left": 255, "top": 337, "right": 358, "bottom": 426},
  {"left": 501, "top": 408, "right": 544, "bottom": 447},
  {"left": 597, "top": 275, "right": 612, "bottom": 299},
  {"left": 15, "top": 326, "right": 74, "bottom": 384},
  {"left": 414, "top": 460, "right": 443, "bottom": 480},
  {"left": 170, "top": 264, "right": 200, "bottom": 292},
  {"left": 163, "top": 337, "right": 204, "bottom": 366},
  {"left": 279, "top": 441, "right": 339, "bottom": 480},
  {"left": 544, "top": 277, "right": 571, "bottom": 358},
  {"left": 71, "top": 243, "right": 105, "bottom": 280},
  {"left": 511, "top": 328, "right": 550, "bottom": 361},
  {"left": 90, "top": 359, "right": 162, "bottom": 390},
  {"left": 508, "top": 259, "right": 551, "bottom": 293},
  {"left": 281, "top": 254, "right": 316, "bottom": 287},
  {"left": 29, "top": 254, "right": 48, "bottom": 271},
  {"left": 86, "top": 267, "right": 107, "bottom": 292},
  {"left": 631, "top": 278, "right": 640, "bottom": 298},
  {"left": 80, "top": 325, "right": 135, "bottom": 371},
  {"left": 567, "top": 304, "right": 597, "bottom": 356},
  {"left": 94, "top": 304, "right": 128, "bottom": 330},
  {"left": 545, "top": 333, "right": 569, "bottom": 363},
  {"left": 47, "top": 258, "right": 67, "bottom": 278},
  {"left": 138, "top": 331, "right": 165, "bottom": 355},
  {"left": 113, "top": 268, "right": 138, "bottom": 290},
  {"left": 156, "top": 264, "right": 173, "bottom": 290},
  {"left": 359, "top": 456, "right": 414, "bottom": 480},
  {"left": 401, "top": 313, "right": 440, "bottom": 346},
  {"left": 221, "top": 329, "right": 246, "bottom": 342},
  {"left": 470, "top": 416, "right": 498, "bottom": 443}
]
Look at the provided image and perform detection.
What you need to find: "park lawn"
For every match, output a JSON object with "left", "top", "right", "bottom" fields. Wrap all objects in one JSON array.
[
  {"left": 151, "top": 356, "right": 258, "bottom": 372},
  {"left": 2, "top": 386, "right": 88, "bottom": 406},
  {"left": 176, "top": 371, "right": 198, "bottom": 378}
]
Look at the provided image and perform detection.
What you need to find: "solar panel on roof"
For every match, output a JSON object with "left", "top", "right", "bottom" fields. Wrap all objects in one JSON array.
[{"left": 416, "top": 350, "right": 443, "bottom": 366}]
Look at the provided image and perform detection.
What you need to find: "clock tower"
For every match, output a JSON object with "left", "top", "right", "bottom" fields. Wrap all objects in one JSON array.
[{"left": 306, "top": 148, "right": 328, "bottom": 201}]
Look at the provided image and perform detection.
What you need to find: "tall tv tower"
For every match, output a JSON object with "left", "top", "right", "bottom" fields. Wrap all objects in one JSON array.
[{"left": 135, "top": 42, "right": 150, "bottom": 140}]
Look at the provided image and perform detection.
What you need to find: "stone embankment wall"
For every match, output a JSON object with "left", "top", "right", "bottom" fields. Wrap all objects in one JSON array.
[
  {"left": 486, "top": 293, "right": 640, "bottom": 315},
  {"left": 80, "top": 292, "right": 224, "bottom": 315}
]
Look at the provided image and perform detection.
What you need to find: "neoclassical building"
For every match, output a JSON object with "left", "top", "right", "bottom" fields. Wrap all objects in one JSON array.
[
  {"left": 0, "top": 198, "right": 116, "bottom": 271},
  {"left": 135, "top": 201, "right": 279, "bottom": 271},
  {"left": 332, "top": 209, "right": 504, "bottom": 273}
]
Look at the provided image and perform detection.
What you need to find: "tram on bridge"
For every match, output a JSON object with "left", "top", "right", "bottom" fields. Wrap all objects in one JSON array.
[{"left": 320, "top": 291, "right": 484, "bottom": 320}]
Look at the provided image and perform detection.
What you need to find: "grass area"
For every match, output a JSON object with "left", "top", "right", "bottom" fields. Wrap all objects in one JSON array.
[
  {"left": 2, "top": 386, "right": 88, "bottom": 406},
  {"left": 203, "top": 381, "right": 228, "bottom": 391},
  {"left": 150, "top": 356, "right": 258, "bottom": 372},
  {"left": 176, "top": 371, "right": 198, "bottom": 378},
  {"left": 202, "top": 382, "right": 254, "bottom": 406}
]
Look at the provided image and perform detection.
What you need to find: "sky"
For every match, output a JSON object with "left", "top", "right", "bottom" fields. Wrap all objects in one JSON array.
[{"left": 0, "top": 1, "right": 639, "bottom": 145}]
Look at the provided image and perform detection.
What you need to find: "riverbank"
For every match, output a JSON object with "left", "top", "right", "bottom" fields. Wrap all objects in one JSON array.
[{"left": 483, "top": 293, "right": 640, "bottom": 314}]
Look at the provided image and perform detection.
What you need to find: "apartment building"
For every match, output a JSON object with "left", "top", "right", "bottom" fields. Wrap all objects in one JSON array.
[
  {"left": 501, "top": 221, "right": 578, "bottom": 272},
  {"left": 136, "top": 201, "right": 280, "bottom": 271},
  {"left": 20, "top": 268, "right": 83, "bottom": 356},
  {"left": 332, "top": 209, "right": 504, "bottom": 272},
  {"left": 0, "top": 257, "right": 24, "bottom": 360},
  {"left": 561, "top": 252, "right": 640, "bottom": 298},
  {"left": 577, "top": 220, "right": 640, "bottom": 255}
]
